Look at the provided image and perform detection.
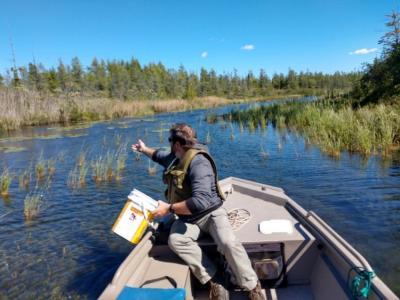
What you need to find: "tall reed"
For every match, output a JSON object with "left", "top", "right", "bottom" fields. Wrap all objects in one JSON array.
[
  {"left": 24, "top": 194, "right": 42, "bottom": 221},
  {"left": 225, "top": 100, "right": 400, "bottom": 157},
  {"left": 35, "top": 152, "right": 46, "bottom": 180},
  {"left": 0, "top": 169, "right": 12, "bottom": 196},
  {"left": 19, "top": 168, "right": 31, "bottom": 190}
]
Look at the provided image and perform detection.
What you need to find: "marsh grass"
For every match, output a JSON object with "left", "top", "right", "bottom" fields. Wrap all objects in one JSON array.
[
  {"left": 79, "top": 162, "right": 89, "bottom": 185},
  {"left": 247, "top": 119, "right": 255, "bottom": 132},
  {"left": 0, "top": 87, "right": 251, "bottom": 132},
  {"left": 92, "top": 156, "right": 107, "bottom": 184},
  {"left": 91, "top": 143, "right": 128, "bottom": 183},
  {"left": 105, "top": 152, "right": 114, "bottom": 180},
  {"left": 68, "top": 152, "right": 89, "bottom": 188},
  {"left": 47, "top": 159, "right": 56, "bottom": 177},
  {"left": 24, "top": 193, "right": 42, "bottom": 221},
  {"left": 225, "top": 100, "right": 400, "bottom": 157},
  {"left": 0, "top": 169, "right": 13, "bottom": 196},
  {"left": 205, "top": 113, "right": 218, "bottom": 124},
  {"left": 116, "top": 145, "right": 127, "bottom": 171},
  {"left": 19, "top": 168, "right": 32, "bottom": 190},
  {"left": 35, "top": 153, "right": 46, "bottom": 180}
]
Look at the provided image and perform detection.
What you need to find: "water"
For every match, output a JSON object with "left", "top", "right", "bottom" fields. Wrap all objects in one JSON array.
[{"left": 0, "top": 100, "right": 399, "bottom": 299}]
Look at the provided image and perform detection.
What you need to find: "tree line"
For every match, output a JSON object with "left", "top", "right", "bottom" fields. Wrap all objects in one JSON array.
[
  {"left": 352, "top": 10, "right": 400, "bottom": 106},
  {"left": 0, "top": 57, "right": 359, "bottom": 100}
]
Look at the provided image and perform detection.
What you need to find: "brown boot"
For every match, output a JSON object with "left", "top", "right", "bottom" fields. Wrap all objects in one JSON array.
[
  {"left": 209, "top": 279, "right": 229, "bottom": 300},
  {"left": 248, "top": 281, "right": 265, "bottom": 300}
]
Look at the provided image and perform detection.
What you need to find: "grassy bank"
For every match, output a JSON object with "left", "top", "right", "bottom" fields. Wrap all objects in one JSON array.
[
  {"left": 225, "top": 99, "right": 400, "bottom": 157},
  {"left": 0, "top": 87, "right": 300, "bottom": 133}
]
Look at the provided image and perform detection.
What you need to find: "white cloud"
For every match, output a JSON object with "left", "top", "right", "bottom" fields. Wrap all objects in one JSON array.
[
  {"left": 241, "top": 44, "right": 255, "bottom": 51},
  {"left": 349, "top": 48, "right": 377, "bottom": 55},
  {"left": 201, "top": 51, "right": 208, "bottom": 58}
]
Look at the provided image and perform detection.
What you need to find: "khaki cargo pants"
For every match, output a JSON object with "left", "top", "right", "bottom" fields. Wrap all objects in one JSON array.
[{"left": 168, "top": 207, "right": 258, "bottom": 291}]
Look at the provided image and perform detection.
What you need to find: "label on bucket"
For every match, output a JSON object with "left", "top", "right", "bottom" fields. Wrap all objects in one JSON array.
[{"left": 112, "top": 189, "right": 158, "bottom": 244}]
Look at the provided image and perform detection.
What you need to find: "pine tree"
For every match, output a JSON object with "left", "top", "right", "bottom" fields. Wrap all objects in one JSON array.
[
  {"left": 56, "top": 60, "right": 67, "bottom": 91},
  {"left": 71, "top": 57, "right": 83, "bottom": 92},
  {"left": 379, "top": 10, "right": 400, "bottom": 54}
]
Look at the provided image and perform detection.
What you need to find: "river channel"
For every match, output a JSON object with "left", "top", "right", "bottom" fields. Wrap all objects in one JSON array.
[{"left": 0, "top": 99, "right": 399, "bottom": 299}]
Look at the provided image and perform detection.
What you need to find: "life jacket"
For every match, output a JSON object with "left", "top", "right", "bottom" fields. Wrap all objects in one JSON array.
[{"left": 163, "top": 148, "right": 225, "bottom": 204}]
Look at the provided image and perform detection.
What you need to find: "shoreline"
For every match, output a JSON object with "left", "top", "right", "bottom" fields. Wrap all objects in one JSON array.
[{"left": 0, "top": 89, "right": 302, "bottom": 134}]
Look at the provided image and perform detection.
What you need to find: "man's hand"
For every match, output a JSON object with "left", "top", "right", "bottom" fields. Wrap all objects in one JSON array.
[
  {"left": 152, "top": 200, "right": 170, "bottom": 218},
  {"left": 131, "top": 139, "right": 155, "bottom": 158},
  {"left": 131, "top": 139, "right": 146, "bottom": 153}
]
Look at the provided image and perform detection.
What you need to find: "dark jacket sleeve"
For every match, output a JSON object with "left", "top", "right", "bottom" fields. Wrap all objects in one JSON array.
[
  {"left": 185, "top": 155, "right": 217, "bottom": 214},
  {"left": 152, "top": 149, "right": 176, "bottom": 168}
]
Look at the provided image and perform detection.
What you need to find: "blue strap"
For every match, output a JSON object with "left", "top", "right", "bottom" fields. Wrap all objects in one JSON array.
[{"left": 117, "top": 287, "right": 186, "bottom": 300}]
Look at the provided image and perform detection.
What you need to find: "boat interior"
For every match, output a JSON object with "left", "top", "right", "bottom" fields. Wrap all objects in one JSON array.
[{"left": 100, "top": 177, "right": 397, "bottom": 300}]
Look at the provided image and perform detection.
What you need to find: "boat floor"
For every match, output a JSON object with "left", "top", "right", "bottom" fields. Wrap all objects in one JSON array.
[{"left": 194, "top": 284, "right": 313, "bottom": 300}]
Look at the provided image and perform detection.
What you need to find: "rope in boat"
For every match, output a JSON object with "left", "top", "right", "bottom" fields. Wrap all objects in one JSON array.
[
  {"left": 347, "top": 266, "right": 375, "bottom": 299},
  {"left": 227, "top": 208, "right": 251, "bottom": 231}
]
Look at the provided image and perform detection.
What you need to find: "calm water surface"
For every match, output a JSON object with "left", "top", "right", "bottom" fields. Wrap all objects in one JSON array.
[{"left": 0, "top": 100, "right": 399, "bottom": 299}]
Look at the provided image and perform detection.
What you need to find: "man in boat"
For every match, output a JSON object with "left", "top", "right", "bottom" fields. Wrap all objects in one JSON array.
[{"left": 132, "top": 123, "right": 264, "bottom": 300}]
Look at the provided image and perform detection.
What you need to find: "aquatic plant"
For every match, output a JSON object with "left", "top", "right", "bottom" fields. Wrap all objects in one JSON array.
[
  {"left": 260, "top": 117, "right": 267, "bottom": 131},
  {"left": 78, "top": 150, "right": 87, "bottom": 167},
  {"left": 47, "top": 159, "right": 56, "bottom": 177},
  {"left": 205, "top": 131, "right": 211, "bottom": 144},
  {"left": 135, "top": 151, "right": 142, "bottom": 161},
  {"left": 230, "top": 124, "right": 235, "bottom": 140},
  {"left": 247, "top": 119, "right": 255, "bottom": 132},
  {"left": 205, "top": 113, "right": 218, "bottom": 124},
  {"left": 105, "top": 152, "right": 114, "bottom": 181},
  {"left": 147, "top": 159, "right": 157, "bottom": 175},
  {"left": 69, "top": 160, "right": 89, "bottom": 188},
  {"left": 24, "top": 193, "right": 42, "bottom": 221},
  {"left": 0, "top": 169, "right": 12, "bottom": 196},
  {"left": 115, "top": 133, "right": 122, "bottom": 146},
  {"left": 260, "top": 144, "right": 269, "bottom": 159},
  {"left": 117, "top": 146, "right": 127, "bottom": 171},
  {"left": 68, "top": 167, "right": 79, "bottom": 188},
  {"left": 224, "top": 100, "right": 400, "bottom": 158},
  {"left": 35, "top": 153, "right": 46, "bottom": 180},
  {"left": 115, "top": 168, "right": 122, "bottom": 182},
  {"left": 19, "top": 168, "right": 32, "bottom": 190},
  {"left": 92, "top": 156, "right": 106, "bottom": 183},
  {"left": 78, "top": 161, "right": 88, "bottom": 184}
]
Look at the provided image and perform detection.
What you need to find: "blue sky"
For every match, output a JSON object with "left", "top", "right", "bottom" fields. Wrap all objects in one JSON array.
[{"left": 0, "top": 0, "right": 397, "bottom": 76}]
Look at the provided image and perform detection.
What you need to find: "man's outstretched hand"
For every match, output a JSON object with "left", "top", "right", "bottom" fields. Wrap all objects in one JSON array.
[{"left": 131, "top": 139, "right": 146, "bottom": 153}]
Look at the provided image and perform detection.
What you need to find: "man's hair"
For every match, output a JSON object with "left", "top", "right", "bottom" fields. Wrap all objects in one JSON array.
[{"left": 169, "top": 123, "right": 197, "bottom": 149}]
